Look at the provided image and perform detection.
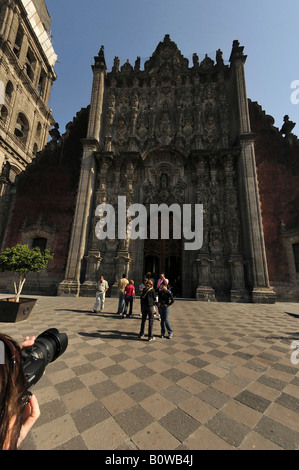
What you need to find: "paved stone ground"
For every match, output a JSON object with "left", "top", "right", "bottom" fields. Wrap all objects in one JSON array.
[{"left": 0, "top": 294, "right": 298, "bottom": 450}]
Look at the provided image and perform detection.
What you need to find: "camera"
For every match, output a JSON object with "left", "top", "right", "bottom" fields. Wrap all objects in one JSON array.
[{"left": 21, "top": 328, "right": 68, "bottom": 388}]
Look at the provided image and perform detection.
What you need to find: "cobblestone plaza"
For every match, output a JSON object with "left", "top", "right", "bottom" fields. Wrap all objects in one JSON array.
[{"left": 0, "top": 294, "right": 298, "bottom": 450}]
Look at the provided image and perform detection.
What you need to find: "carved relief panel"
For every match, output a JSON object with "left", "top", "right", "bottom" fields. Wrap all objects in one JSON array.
[{"left": 101, "top": 36, "right": 230, "bottom": 156}]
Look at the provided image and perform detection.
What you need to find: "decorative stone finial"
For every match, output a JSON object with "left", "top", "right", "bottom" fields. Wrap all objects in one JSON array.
[
  {"left": 94, "top": 45, "right": 106, "bottom": 68},
  {"left": 280, "top": 115, "right": 296, "bottom": 136}
]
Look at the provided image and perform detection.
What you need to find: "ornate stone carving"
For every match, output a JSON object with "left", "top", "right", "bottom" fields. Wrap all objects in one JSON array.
[{"left": 103, "top": 36, "right": 230, "bottom": 156}]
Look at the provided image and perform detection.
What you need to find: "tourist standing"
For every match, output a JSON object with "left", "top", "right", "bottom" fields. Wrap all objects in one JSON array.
[
  {"left": 117, "top": 274, "right": 129, "bottom": 314},
  {"left": 93, "top": 275, "right": 109, "bottom": 313},
  {"left": 138, "top": 278, "right": 148, "bottom": 315},
  {"left": 123, "top": 280, "right": 135, "bottom": 317},
  {"left": 139, "top": 280, "right": 156, "bottom": 341},
  {"left": 158, "top": 281, "right": 174, "bottom": 338},
  {"left": 156, "top": 273, "right": 169, "bottom": 292}
]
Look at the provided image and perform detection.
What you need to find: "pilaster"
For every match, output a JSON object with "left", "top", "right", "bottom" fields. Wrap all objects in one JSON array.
[
  {"left": 58, "top": 138, "right": 99, "bottom": 296},
  {"left": 230, "top": 40, "right": 276, "bottom": 303},
  {"left": 58, "top": 46, "right": 107, "bottom": 296}
]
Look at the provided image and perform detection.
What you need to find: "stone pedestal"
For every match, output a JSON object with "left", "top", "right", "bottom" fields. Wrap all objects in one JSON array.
[
  {"left": 196, "top": 257, "right": 216, "bottom": 301},
  {"left": 57, "top": 280, "right": 81, "bottom": 297},
  {"left": 229, "top": 257, "right": 250, "bottom": 302},
  {"left": 196, "top": 286, "right": 216, "bottom": 302},
  {"left": 251, "top": 287, "right": 276, "bottom": 304}
]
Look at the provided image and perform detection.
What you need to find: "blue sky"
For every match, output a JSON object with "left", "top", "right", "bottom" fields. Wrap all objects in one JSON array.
[{"left": 46, "top": 0, "right": 299, "bottom": 135}]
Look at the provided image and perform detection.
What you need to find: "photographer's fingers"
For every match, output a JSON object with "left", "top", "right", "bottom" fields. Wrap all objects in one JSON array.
[
  {"left": 20, "top": 336, "right": 36, "bottom": 349},
  {"left": 17, "top": 394, "right": 40, "bottom": 447}
]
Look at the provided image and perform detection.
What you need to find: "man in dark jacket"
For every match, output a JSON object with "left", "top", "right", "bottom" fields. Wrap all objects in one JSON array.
[
  {"left": 139, "top": 280, "right": 156, "bottom": 341},
  {"left": 158, "top": 281, "right": 174, "bottom": 338}
]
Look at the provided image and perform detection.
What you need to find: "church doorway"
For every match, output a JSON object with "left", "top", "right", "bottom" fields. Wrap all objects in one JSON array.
[{"left": 143, "top": 213, "right": 182, "bottom": 295}]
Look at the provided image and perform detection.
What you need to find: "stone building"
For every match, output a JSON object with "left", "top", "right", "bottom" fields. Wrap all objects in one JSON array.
[
  {"left": 0, "top": 35, "right": 298, "bottom": 302},
  {"left": 0, "top": 0, "right": 57, "bottom": 246}
]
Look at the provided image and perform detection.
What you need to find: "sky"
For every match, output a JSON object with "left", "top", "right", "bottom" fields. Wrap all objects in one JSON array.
[{"left": 45, "top": 0, "right": 299, "bottom": 136}]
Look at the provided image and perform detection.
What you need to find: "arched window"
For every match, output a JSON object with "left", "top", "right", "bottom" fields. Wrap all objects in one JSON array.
[
  {"left": 25, "top": 47, "right": 36, "bottom": 82},
  {"left": 37, "top": 70, "right": 46, "bottom": 96},
  {"left": 33, "top": 143, "right": 38, "bottom": 155},
  {"left": 5, "top": 81, "right": 14, "bottom": 101},
  {"left": 36, "top": 122, "right": 42, "bottom": 136},
  {"left": 14, "top": 113, "right": 29, "bottom": 143},
  {"left": 0, "top": 105, "right": 8, "bottom": 123},
  {"left": 13, "top": 24, "right": 23, "bottom": 58}
]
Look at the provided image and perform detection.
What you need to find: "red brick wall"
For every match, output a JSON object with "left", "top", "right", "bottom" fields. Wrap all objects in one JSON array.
[
  {"left": 3, "top": 108, "right": 89, "bottom": 284},
  {"left": 249, "top": 100, "right": 299, "bottom": 283}
]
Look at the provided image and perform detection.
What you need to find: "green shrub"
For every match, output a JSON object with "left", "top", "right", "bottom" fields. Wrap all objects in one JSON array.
[{"left": 0, "top": 244, "right": 53, "bottom": 302}]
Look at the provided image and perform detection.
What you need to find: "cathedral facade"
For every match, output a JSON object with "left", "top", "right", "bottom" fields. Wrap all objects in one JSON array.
[
  {"left": 57, "top": 36, "right": 277, "bottom": 302},
  {"left": 0, "top": 35, "right": 298, "bottom": 302}
]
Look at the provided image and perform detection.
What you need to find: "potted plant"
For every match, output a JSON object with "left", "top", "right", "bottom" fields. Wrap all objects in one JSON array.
[{"left": 0, "top": 244, "right": 53, "bottom": 322}]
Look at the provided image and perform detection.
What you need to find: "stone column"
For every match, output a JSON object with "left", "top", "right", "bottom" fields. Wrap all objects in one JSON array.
[
  {"left": 58, "top": 47, "right": 106, "bottom": 296},
  {"left": 230, "top": 41, "right": 276, "bottom": 303},
  {"left": 223, "top": 152, "right": 248, "bottom": 301},
  {"left": 110, "top": 160, "right": 135, "bottom": 297},
  {"left": 80, "top": 153, "right": 112, "bottom": 296},
  {"left": 195, "top": 155, "right": 216, "bottom": 301}
]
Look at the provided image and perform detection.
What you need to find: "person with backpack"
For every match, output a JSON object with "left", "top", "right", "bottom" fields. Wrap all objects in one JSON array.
[{"left": 158, "top": 281, "right": 174, "bottom": 339}]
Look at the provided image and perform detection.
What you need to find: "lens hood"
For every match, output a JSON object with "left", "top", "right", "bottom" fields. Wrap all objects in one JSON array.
[{"left": 36, "top": 328, "right": 68, "bottom": 362}]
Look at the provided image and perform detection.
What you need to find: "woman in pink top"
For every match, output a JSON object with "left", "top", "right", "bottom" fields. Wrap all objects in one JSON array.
[{"left": 123, "top": 280, "right": 135, "bottom": 317}]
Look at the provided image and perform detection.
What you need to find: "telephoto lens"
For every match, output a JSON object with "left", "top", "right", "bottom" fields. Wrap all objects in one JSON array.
[{"left": 21, "top": 328, "right": 68, "bottom": 388}]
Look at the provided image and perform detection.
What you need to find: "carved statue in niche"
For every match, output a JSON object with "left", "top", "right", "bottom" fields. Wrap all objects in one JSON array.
[
  {"left": 117, "top": 113, "right": 128, "bottom": 143},
  {"left": 184, "top": 79, "right": 193, "bottom": 106},
  {"left": 131, "top": 91, "right": 139, "bottom": 110},
  {"left": 203, "top": 115, "right": 218, "bottom": 145},
  {"left": 148, "top": 91, "right": 156, "bottom": 137},
  {"left": 155, "top": 173, "right": 170, "bottom": 202},
  {"left": 225, "top": 191, "right": 240, "bottom": 253},
  {"left": 157, "top": 103, "right": 173, "bottom": 144},
  {"left": 160, "top": 173, "right": 169, "bottom": 190},
  {"left": 130, "top": 91, "right": 139, "bottom": 135},
  {"left": 176, "top": 101, "right": 184, "bottom": 136},
  {"left": 118, "top": 91, "right": 130, "bottom": 110},
  {"left": 105, "top": 93, "right": 116, "bottom": 137},
  {"left": 135, "top": 94, "right": 148, "bottom": 140},
  {"left": 203, "top": 83, "right": 216, "bottom": 114},
  {"left": 227, "top": 225, "right": 239, "bottom": 253},
  {"left": 182, "top": 110, "right": 193, "bottom": 140}
]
